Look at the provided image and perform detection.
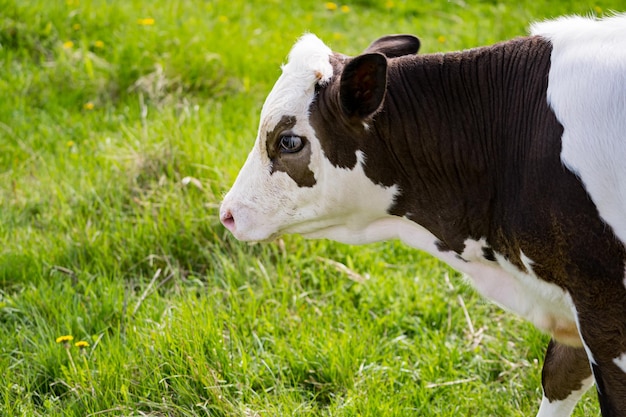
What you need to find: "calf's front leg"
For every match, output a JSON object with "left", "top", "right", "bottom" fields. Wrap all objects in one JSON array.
[
  {"left": 536, "top": 339, "right": 594, "bottom": 417},
  {"left": 577, "top": 313, "right": 626, "bottom": 417}
]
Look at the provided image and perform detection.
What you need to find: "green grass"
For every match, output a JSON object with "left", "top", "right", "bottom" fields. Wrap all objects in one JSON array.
[{"left": 0, "top": 0, "right": 622, "bottom": 415}]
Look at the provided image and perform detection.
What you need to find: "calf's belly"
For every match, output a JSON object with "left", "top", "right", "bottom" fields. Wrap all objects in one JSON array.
[
  {"left": 463, "top": 253, "right": 581, "bottom": 347},
  {"left": 367, "top": 219, "right": 582, "bottom": 345}
]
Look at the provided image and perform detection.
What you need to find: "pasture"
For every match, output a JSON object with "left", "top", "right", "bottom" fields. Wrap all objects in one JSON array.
[{"left": 0, "top": 1, "right": 622, "bottom": 415}]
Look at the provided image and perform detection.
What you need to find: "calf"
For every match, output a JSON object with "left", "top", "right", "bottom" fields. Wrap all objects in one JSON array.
[{"left": 220, "top": 14, "right": 626, "bottom": 416}]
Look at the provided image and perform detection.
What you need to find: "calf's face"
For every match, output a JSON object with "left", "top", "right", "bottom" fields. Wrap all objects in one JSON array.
[{"left": 220, "top": 34, "right": 420, "bottom": 243}]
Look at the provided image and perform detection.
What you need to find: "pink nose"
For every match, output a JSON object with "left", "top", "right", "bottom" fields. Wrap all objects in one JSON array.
[{"left": 220, "top": 208, "right": 235, "bottom": 232}]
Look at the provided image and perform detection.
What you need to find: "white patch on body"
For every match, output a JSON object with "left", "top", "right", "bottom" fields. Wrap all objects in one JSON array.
[
  {"left": 570, "top": 304, "right": 597, "bottom": 370},
  {"left": 458, "top": 237, "right": 490, "bottom": 261},
  {"left": 536, "top": 375, "right": 594, "bottom": 417},
  {"left": 613, "top": 352, "right": 626, "bottom": 374},
  {"left": 532, "top": 14, "right": 626, "bottom": 244}
]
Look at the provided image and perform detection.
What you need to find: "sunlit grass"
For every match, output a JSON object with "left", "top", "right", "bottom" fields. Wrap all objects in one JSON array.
[{"left": 1, "top": 0, "right": 620, "bottom": 415}]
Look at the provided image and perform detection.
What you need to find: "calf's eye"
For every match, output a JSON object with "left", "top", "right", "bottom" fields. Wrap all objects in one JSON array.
[{"left": 278, "top": 135, "right": 304, "bottom": 153}]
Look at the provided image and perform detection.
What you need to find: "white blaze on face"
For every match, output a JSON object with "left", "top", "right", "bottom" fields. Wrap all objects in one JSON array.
[{"left": 220, "top": 34, "right": 399, "bottom": 243}]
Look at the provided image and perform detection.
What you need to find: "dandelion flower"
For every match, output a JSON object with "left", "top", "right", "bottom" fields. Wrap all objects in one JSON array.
[
  {"left": 340, "top": 5, "right": 350, "bottom": 13},
  {"left": 72, "top": 23, "right": 81, "bottom": 31},
  {"left": 63, "top": 41, "right": 74, "bottom": 49},
  {"left": 325, "top": 2, "right": 338, "bottom": 11},
  {"left": 137, "top": 18, "right": 155, "bottom": 26},
  {"left": 218, "top": 15, "right": 228, "bottom": 23},
  {"left": 385, "top": 0, "right": 395, "bottom": 8},
  {"left": 67, "top": 140, "right": 75, "bottom": 148},
  {"left": 75, "top": 341, "right": 89, "bottom": 348},
  {"left": 94, "top": 40, "right": 104, "bottom": 48},
  {"left": 594, "top": 6, "right": 603, "bottom": 14},
  {"left": 84, "top": 102, "right": 94, "bottom": 110},
  {"left": 56, "top": 335, "right": 74, "bottom": 343},
  {"left": 437, "top": 35, "right": 446, "bottom": 44}
]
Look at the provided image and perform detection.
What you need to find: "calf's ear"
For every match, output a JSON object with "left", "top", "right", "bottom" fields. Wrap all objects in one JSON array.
[
  {"left": 364, "top": 34, "right": 420, "bottom": 58},
  {"left": 339, "top": 53, "right": 387, "bottom": 119}
]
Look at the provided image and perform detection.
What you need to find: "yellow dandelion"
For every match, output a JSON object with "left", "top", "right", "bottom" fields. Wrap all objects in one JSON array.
[
  {"left": 437, "top": 35, "right": 446, "bottom": 44},
  {"left": 325, "top": 2, "right": 338, "bottom": 11},
  {"left": 63, "top": 41, "right": 74, "bottom": 49},
  {"left": 75, "top": 341, "right": 89, "bottom": 348},
  {"left": 594, "top": 6, "right": 603, "bottom": 14},
  {"left": 72, "top": 23, "right": 81, "bottom": 31},
  {"left": 84, "top": 102, "right": 94, "bottom": 110},
  {"left": 218, "top": 15, "right": 228, "bottom": 23},
  {"left": 56, "top": 335, "right": 74, "bottom": 343},
  {"left": 137, "top": 18, "right": 155, "bottom": 26},
  {"left": 66, "top": 140, "right": 75, "bottom": 148},
  {"left": 94, "top": 40, "right": 104, "bottom": 48},
  {"left": 340, "top": 5, "right": 350, "bottom": 13},
  {"left": 385, "top": 0, "right": 395, "bottom": 9},
  {"left": 333, "top": 32, "right": 343, "bottom": 41}
]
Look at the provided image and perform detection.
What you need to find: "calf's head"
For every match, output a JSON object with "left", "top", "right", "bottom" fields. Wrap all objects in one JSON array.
[{"left": 220, "top": 34, "right": 420, "bottom": 243}]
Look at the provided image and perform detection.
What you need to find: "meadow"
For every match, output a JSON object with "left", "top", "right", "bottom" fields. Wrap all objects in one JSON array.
[{"left": 1, "top": 0, "right": 623, "bottom": 415}]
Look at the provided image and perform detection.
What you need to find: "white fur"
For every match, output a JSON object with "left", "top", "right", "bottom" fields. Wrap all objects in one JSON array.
[
  {"left": 221, "top": 35, "right": 401, "bottom": 242},
  {"left": 252, "top": 34, "right": 334, "bottom": 161},
  {"left": 459, "top": 242, "right": 580, "bottom": 347},
  {"left": 570, "top": 303, "right": 597, "bottom": 387},
  {"left": 221, "top": 148, "right": 399, "bottom": 242},
  {"left": 536, "top": 375, "right": 595, "bottom": 417},
  {"left": 531, "top": 16, "right": 626, "bottom": 412},
  {"left": 260, "top": 34, "right": 333, "bottom": 135},
  {"left": 493, "top": 252, "right": 580, "bottom": 346},
  {"left": 613, "top": 352, "right": 626, "bottom": 374},
  {"left": 532, "top": 14, "right": 626, "bottom": 244}
]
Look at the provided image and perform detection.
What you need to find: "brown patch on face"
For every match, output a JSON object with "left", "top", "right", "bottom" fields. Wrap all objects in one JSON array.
[{"left": 266, "top": 115, "right": 316, "bottom": 188}]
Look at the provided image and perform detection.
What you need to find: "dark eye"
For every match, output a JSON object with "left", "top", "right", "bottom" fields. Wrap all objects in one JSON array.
[{"left": 278, "top": 135, "right": 304, "bottom": 153}]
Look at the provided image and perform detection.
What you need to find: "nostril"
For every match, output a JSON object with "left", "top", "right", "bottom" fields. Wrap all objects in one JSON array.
[{"left": 220, "top": 209, "right": 235, "bottom": 231}]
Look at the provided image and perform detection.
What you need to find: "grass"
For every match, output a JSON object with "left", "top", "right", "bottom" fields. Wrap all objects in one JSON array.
[{"left": 0, "top": 0, "right": 622, "bottom": 415}]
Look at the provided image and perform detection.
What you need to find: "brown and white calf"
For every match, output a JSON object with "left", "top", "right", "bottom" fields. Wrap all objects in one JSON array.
[{"left": 220, "top": 14, "right": 626, "bottom": 416}]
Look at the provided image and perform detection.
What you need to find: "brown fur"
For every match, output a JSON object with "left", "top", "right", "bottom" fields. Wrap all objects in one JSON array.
[
  {"left": 267, "top": 115, "right": 316, "bottom": 187},
  {"left": 307, "top": 36, "right": 626, "bottom": 415}
]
